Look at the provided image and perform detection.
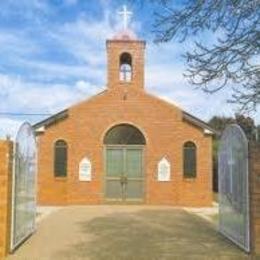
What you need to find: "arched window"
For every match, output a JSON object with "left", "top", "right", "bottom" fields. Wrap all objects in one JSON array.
[
  {"left": 54, "top": 140, "right": 67, "bottom": 177},
  {"left": 119, "top": 52, "right": 132, "bottom": 82},
  {"left": 104, "top": 124, "right": 145, "bottom": 145},
  {"left": 183, "top": 141, "right": 197, "bottom": 178}
]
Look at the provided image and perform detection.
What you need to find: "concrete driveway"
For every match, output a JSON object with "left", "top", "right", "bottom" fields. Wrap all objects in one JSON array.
[{"left": 8, "top": 206, "right": 249, "bottom": 260}]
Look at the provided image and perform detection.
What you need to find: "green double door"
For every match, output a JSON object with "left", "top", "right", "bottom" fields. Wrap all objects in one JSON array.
[{"left": 105, "top": 146, "right": 144, "bottom": 202}]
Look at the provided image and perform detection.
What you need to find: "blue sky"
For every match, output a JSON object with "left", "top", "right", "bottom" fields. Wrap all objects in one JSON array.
[{"left": 0, "top": 0, "right": 259, "bottom": 138}]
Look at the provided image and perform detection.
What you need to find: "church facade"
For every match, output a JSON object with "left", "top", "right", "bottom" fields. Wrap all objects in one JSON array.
[{"left": 34, "top": 28, "right": 216, "bottom": 206}]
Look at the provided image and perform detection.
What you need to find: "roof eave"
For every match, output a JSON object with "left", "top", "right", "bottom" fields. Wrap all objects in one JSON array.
[
  {"left": 33, "top": 109, "right": 69, "bottom": 130},
  {"left": 183, "top": 111, "right": 220, "bottom": 136}
]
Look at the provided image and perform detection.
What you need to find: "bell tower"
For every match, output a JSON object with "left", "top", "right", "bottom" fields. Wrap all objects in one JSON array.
[{"left": 106, "top": 6, "right": 146, "bottom": 90}]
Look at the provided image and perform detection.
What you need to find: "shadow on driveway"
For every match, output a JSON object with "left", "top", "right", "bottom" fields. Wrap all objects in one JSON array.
[{"left": 54, "top": 208, "right": 248, "bottom": 260}]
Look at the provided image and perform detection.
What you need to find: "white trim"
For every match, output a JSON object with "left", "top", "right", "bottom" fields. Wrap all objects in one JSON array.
[
  {"left": 204, "top": 129, "right": 214, "bottom": 135},
  {"left": 35, "top": 126, "right": 45, "bottom": 133}
]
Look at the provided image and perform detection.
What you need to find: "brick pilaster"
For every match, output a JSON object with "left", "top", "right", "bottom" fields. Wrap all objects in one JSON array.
[
  {"left": 249, "top": 142, "right": 260, "bottom": 256},
  {"left": 0, "top": 140, "right": 13, "bottom": 258}
]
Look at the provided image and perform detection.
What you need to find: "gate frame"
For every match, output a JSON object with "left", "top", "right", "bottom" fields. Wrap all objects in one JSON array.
[{"left": 10, "top": 122, "right": 38, "bottom": 252}]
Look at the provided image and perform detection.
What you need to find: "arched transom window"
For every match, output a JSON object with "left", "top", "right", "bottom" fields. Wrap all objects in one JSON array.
[
  {"left": 104, "top": 124, "right": 145, "bottom": 145},
  {"left": 54, "top": 139, "right": 68, "bottom": 177},
  {"left": 183, "top": 141, "right": 197, "bottom": 178},
  {"left": 119, "top": 52, "right": 132, "bottom": 82}
]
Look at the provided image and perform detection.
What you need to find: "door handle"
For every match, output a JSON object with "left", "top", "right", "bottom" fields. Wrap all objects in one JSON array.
[
  {"left": 120, "top": 176, "right": 127, "bottom": 185},
  {"left": 120, "top": 176, "right": 124, "bottom": 185}
]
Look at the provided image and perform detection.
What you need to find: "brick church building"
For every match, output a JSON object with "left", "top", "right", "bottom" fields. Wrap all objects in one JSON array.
[{"left": 34, "top": 20, "right": 216, "bottom": 206}]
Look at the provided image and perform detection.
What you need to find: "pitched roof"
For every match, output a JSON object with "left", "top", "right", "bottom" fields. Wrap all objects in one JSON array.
[
  {"left": 144, "top": 91, "right": 218, "bottom": 135},
  {"left": 33, "top": 90, "right": 107, "bottom": 130},
  {"left": 183, "top": 111, "right": 219, "bottom": 135},
  {"left": 33, "top": 109, "right": 68, "bottom": 130}
]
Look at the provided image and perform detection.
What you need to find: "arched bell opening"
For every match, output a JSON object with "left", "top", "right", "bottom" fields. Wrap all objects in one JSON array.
[{"left": 119, "top": 52, "right": 132, "bottom": 82}]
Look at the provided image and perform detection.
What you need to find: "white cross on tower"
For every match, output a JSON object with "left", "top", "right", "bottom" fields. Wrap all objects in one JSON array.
[{"left": 118, "top": 5, "right": 133, "bottom": 30}]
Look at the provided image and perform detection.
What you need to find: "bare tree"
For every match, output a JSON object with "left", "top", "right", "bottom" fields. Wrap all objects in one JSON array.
[{"left": 153, "top": 0, "right": 260, "bottom": 112}]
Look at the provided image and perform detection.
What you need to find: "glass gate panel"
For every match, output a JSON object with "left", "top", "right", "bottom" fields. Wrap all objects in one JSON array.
[
  {"left": 11, "top": 122, "right": 37, "bottom": 251},
  {"left": 218, "top": 124, "right": 250, "bottom": 252}
]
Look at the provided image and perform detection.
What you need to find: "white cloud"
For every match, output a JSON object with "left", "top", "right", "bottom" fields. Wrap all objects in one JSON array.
[
  {"left": 0, "top": 30, "right": 41, "bottom": 58},
  {"left": 0, "top": 74, "right": 103, "bottom": 114},
  {"left": 0, "top": 0, "right": 50, "bottom": 20},
  {"left": 46, "top": 15, "right": 115, "bottom": 67},
  {"left": 15, "top": 57, "right": 104, "bottom": 82},
  {"left": 145, "top": 41, "right": 260, "bottom": 123},
  {"left": 0, "top": 73, "right": 104, "bottom": 138},
  {"left": 75, "top": 80, "right": 100, "bottom": 94},
  {"left": 0, "top": 0, "right": 259, "bottom": 133},
  {"left": 0, "top": 118, "right": 23, "bottom": 139}
]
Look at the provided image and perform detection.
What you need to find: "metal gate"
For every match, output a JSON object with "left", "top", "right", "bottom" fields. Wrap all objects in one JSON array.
[
  {"left": 218, "top": 124, "right": 250, "bottom": 252},
  {"left": 11, "top": 122, "right": 37, "bottom": 251}
]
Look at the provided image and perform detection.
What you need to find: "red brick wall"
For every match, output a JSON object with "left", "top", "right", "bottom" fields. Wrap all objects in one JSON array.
[
  {"left": 106, "top": 40, "right": 145, "bottom": 90},
  {"left": 0, "top": 140, "right": 13, "bottom": 258},
  {"left": 37, "top": 87, "right": 213, "bottom": 206},
  {"left": 37, "top": 39, "right": 213, "bottom": 206},
  {"left": 249, "top": 142, "right": 260, "bottom": 255}
]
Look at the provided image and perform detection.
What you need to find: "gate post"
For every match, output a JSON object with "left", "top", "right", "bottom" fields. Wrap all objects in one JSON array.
[
  {"left": 0, "top": 140, "right": 13, "bottom": 258},
  {"left": 249, "top": 142, "right": 260, "bottom": 256}
]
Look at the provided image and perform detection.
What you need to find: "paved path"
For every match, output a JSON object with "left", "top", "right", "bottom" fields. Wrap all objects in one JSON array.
[{"left": 8, "top": 206, "right": 249, "bottom": 260}]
